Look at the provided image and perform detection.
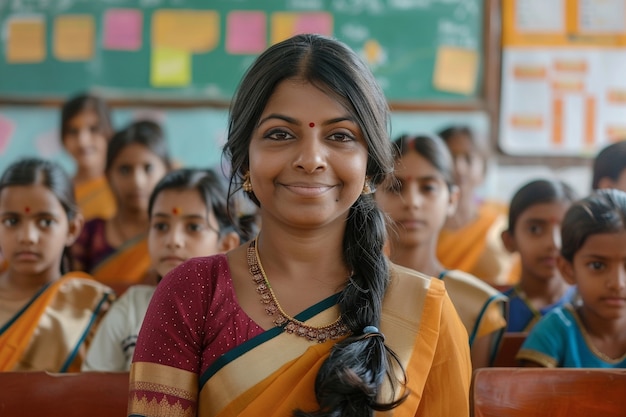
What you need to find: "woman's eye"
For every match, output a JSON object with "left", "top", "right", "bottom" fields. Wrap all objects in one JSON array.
[
  {"left": 329, "top": 132, "right": 355, "bottom": 142},
  {"left": 265, "top": 129, "right": 293, "bottom": 141},
  {"left": 529, "top": 225, "right": 543, "bottom": 235},
  {"left": 144, "top": 164, "right": 154, "bottom": 174}
]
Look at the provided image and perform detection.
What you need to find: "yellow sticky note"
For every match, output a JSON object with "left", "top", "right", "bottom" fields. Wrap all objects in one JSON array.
[
  {"left": 433, "top": 46, "right": 479, "bottom": 95},
  {"left": 6, "top": 17, "right": 46, "bottom": 63},
  {"left": 151, "top": 48, "right": 191, "bottom": 87},
  {"left": 54, "top": 15, "right": 95, "bottom": 61},
  {"left": 152, "top": 10, "right": 219, "bottom": 53}
]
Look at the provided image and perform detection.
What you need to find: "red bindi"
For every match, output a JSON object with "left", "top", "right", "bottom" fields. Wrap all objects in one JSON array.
[
  {"left": 172, "top": 207, "right": 180, "bottom": 215},
  {"left": 24, "top": 206, "right": 30, "bottom": 213},
  {"left": 309, "top": 122, "right": 315, "bottom": 128}
]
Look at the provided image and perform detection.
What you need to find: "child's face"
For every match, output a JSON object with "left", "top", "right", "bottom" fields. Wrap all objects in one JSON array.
[
  {"left": 148, "top": 188, "right": 223, "bottom": 278},
  {"left": 563, "top": 231, "right": 626, "bottom": 321},
  {"left": 444, "top": 133, "right": 485, "bottom": 196},
  {"left": 247, "top": 79, "right": 368, "bottom": 229},
  {"left": 108, "top": 143, "right": 168, "bottom": 213},
  {"left": 509, "top": 201, "right": 570, "bottom": 282},
  {"left": 63, "top": 110, "right": 108, "bottom": 171},
  {"left": 0, "top": 184, "right": 79, "bottom": 279},
  {"left": 376, "top": 150, "right": 456, "bottom": 250}
]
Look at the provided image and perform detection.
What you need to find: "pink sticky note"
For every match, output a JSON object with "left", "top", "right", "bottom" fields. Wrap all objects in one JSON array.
[
  {"left": 294, "top": 12, "right": 332, "bottom": 36},
  {"left": 0, "top": 115, "right": 15, "bottom": 154},
  {"left": 103, "top": 9, "right": 142, "bottom": 51},
  {"left": 226, "top": 11, "right": 267, "bottom": 54}
]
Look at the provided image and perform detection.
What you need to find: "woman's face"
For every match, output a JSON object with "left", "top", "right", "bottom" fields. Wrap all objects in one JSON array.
[
  {"left": 246, "top": 79, "right": 369, "bottom": 231},
  {"left": 63, "top": 110, "right": 108, "bottom": 172}
]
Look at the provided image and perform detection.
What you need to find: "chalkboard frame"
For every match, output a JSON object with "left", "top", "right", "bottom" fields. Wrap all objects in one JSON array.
[{"left": 0, "top": 0, "right": 497, "bottom": 113}]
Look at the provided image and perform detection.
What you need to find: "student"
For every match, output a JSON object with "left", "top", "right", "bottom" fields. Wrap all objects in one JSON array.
[
  {"left": 71, "top": 120, "right": 170, "bottom": 285},
  {"left": 128, "top": 34, "right": 471, "bottom": 417},
  {"left": 82, "top": 169, "right": 240, "bottom": 371},
  {"left": 500, "top": 179, "right": 578, "bottom": 332},
  {"left": 436, "top": 125, "right": 515, "bottom": 285},
  {"left": 517, "top": 189, "right": 626, "bottom": 367},
  {"left": 375, "top": 134, "right": 507, "bottom": 368},
  {"left": 0, "top": 158, "right": 113, "bottom": 372},
  {"left": 592, "top": 140, "right": 626, "bottom": 192},
  {"left": 60, "top": 93, "right": 116, "bottom": 220}
]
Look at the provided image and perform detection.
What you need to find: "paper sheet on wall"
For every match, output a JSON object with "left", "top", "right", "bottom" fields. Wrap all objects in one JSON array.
[
  {"left": 0, "top": 114, "right": 15, "bottom": 154},
  {"left": 103, "top": 9, "right": 143, "bottom": 51},
  {"left": 150, "top": 47, "right": 191, "bottom": 87},
  {"left": 432, "top": 46, "right": 479, "bottom": 95},
  {"left": 152, "top": 10, "right": 219, "bottom": 53},
  {"left": 226, "top": 11, "right": 267, "bottom": 54},
  {"left": 500, "top": 0, "right": 626, "bottom": 156},
  {"left": 6, "top": 17, "right": 46, "bottom": 63},
  {"left": 53, "top": 15, "right": 95, "bottom": 61}
]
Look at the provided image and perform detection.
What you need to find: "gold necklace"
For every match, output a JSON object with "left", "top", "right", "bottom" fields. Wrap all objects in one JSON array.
[{"left": 247, "top": 238, "right": 350, "bottom": 343}]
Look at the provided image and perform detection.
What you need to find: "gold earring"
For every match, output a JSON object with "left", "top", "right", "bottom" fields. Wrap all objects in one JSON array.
[
  {"left": 361, "top": 178, "right": 372, "bottom": 195},
  {"left": 243, "top": 172, "right": 253, "bottom": 193}
]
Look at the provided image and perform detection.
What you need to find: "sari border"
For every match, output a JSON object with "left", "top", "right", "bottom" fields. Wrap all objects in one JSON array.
[
  {"left": 199, "top": 292, "right": 341, "bottom": 388},
  {"left": 0, "top": 283, "right": 51, "bottom": 335}
]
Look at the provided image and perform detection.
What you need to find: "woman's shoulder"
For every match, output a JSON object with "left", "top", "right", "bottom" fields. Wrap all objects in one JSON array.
[{"left": 156, "top": 254, "right": 232, "bottom": 297}]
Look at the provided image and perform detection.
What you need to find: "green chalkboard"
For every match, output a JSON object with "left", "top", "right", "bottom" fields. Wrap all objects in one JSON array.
[{"left": 0, "top": 0, "right": 484, "bottom": 103}]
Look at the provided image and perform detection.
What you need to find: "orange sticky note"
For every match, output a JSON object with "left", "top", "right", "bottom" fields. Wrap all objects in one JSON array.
[
  {"left": 433, "top": 46, "right": 479, "bottom": 95},
  {"left": 152, "top": 10, "right": 219, "bottom": 53},
  {"left": 54, "top": 15, "right": 95, "bottom": 61},
  {"left": 6, "top": 17, "right": 46, "bottom": 63},
  {"left": 151, "top": 47, "right": 191, "bottom": 87},
  {"left": 271, "top": 12, "right": 332, "bottom": 45}
]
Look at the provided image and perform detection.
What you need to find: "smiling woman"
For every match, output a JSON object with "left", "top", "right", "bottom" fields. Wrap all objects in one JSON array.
[{"left": 128, "top": 34, "right": 471, "bottom": 417}]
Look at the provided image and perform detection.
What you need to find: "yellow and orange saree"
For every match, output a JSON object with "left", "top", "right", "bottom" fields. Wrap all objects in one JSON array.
[
  {"left": 91, "top": 236, "right": 151, "bottom": 285},
  {"left": 128, "top": 263, "right": 471, "bottom": 417},
  {"left": 0, "top": 272, "right": 114, "bottom": 372},
  {"left": 74, "top": 176, "right": 116, "bottom": 221},
  {"left": 437, "top": 201, "right": 516, "bottom": 285}
]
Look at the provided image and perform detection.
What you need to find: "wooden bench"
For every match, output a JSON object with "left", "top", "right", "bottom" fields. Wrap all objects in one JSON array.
[
  {"left": 0, "top": 371, "right": 129, "bottom": 417},
  {"left": 491, "top": 332, "right": 527, "bottom": 367},
  {"left": 471, "top": 367, "right": 626, "bottom": 417}
]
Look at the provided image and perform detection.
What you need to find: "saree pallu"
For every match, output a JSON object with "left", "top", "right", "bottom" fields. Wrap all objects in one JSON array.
[
  {"left": 75, "top": 176, "right": 116, "bottom": 221},
  {"left": 437, "top": 201, "right": 515, "bottom": 285},
  {"left": 0, "top": 272, "right": 114, "bottom": 372},
  {"left": 439, "top": 270, "right": 508, "bottom": 365},
  {"left": 92, "top": 236, "right": 151, "bottom": 285},
  {"left": 128, "top": 264, "right": 471, "bottom": 417}
]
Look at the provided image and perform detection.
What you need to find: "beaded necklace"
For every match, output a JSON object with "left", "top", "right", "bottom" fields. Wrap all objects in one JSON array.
[{"left": 246, "top": 238, "right": 350, "bottom": 343}]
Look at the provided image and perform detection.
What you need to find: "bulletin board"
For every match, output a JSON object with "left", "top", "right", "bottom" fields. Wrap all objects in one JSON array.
[
  {"left": 0, "top": 0, "right": 485, "bottom": 104},
  {"left": 499, "top": 0, "right": 626, "bottom": 157}
]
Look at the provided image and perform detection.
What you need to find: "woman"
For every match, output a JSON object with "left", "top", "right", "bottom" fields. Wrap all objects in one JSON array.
[{"left": 128, "top": 34, "right": 471, "bottom": 417}]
